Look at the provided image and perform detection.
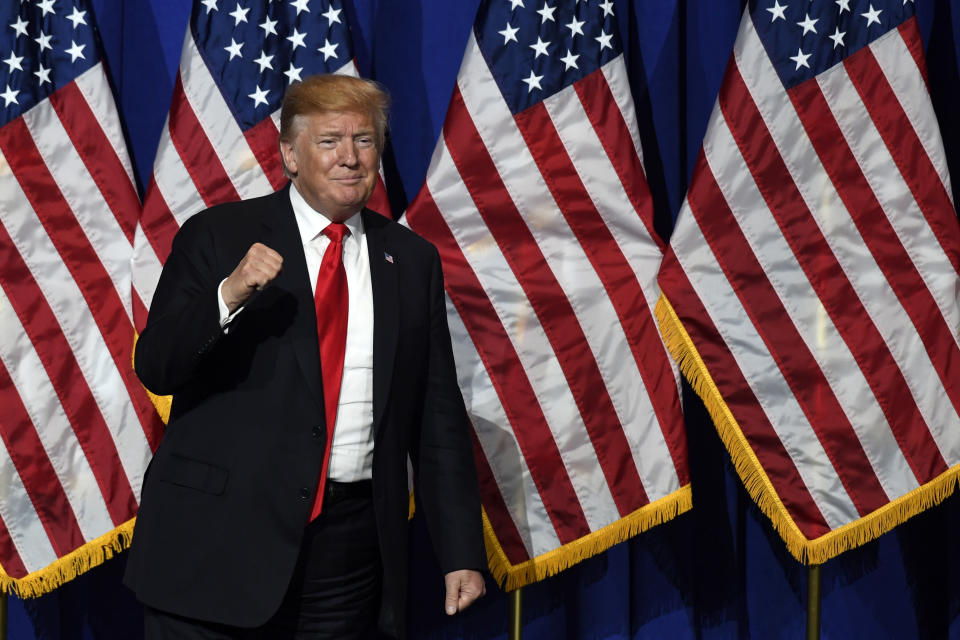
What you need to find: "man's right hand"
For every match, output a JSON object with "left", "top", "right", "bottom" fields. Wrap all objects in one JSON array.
[{"left": 221, "top": 243, "right": 283, "bottom": 313}]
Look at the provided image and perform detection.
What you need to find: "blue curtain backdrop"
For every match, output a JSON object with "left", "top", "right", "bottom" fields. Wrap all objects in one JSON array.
[{"left": 9, "top": 0, "right": 960, "bottom": 637}]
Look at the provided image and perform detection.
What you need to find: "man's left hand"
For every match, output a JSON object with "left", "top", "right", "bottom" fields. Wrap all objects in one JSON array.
[{"left": 444, "top": 569, "right": 486, "bottom": 615}]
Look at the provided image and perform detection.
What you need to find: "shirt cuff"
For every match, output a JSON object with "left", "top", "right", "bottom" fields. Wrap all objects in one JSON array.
[{"left": 217, "top": 278, "right": 244, "bottom": 331}]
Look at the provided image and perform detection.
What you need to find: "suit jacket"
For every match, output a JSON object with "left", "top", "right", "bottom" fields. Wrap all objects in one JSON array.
[{"left": 124, "top": 185, "right": 485, "bottom": 637}]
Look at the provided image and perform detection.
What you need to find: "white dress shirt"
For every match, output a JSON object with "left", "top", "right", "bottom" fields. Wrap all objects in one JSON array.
[{"left": 218, "top": 184, "right": 375, "bottom": 481}]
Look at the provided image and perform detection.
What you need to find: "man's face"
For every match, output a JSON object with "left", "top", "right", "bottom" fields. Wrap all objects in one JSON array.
[{"left": 280, "top": 110, "right": 381, "bottom": 222}]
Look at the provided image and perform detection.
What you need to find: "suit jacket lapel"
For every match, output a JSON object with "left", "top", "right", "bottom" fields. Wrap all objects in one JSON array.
[
  {"left": 260, "top": 185, "right": 325, "bottom": 415},
  {"left": 364, "top": 210, "right": 398, "bottom": 433},
  {"left": 258, "top": 201, "right": 398, "bottom": 426}
]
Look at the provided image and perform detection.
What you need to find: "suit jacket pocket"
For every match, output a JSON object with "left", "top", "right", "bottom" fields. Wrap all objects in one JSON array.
[{"left": 158, "top": 453, "right": 229, "bottom": 495}]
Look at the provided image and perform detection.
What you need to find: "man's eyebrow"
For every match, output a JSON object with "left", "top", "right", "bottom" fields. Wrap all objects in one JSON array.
[{"left": 312, "top": 129, "right": 375, "bottom": 138}]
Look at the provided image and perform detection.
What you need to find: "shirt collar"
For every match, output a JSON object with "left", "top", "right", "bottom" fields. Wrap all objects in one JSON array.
[{"left": 289, "top": 182, "right": 364, "bottom": 246}]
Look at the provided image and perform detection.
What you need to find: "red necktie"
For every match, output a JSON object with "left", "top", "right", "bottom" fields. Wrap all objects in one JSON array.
[{"left": 309, "top": 222, "right": 349, "bottom": 520}]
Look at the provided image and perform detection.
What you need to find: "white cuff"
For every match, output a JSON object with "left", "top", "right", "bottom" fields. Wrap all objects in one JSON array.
[{"left": 217, "top": 278, "right": 244, "bottom": 331}]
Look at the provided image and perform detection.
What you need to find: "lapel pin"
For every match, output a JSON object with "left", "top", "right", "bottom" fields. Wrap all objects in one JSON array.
[{"left": 384, "top": 252, "right": 394, "bottom": 264}]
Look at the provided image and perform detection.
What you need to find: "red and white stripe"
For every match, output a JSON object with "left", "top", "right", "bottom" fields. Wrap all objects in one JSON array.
[
  {"left": 131, "top": 32, "right": 390, "bottom": 327},
  {"left": 406, "top": 32, "right": 688, "bottom": 569},
  {"left": 0, "top": 63, "right": 163, "bottom": 582},
  {"left": 658, "top": 12, "right": 960, "bottom": 540}
]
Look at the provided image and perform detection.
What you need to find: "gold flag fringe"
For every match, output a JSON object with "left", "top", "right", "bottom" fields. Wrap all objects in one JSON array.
[
  {"left": 654, "top": 293, "right": 960, "bottom": 565},
  {"left": 132, "top": 332, "right": 172, "bottom": 423},
  {"left": 145, "top": 388, "right": 171, "bottom": 424},
  {"left": 483, "top": 485, "right": 692, "bottom": 591},
  {"left": 0, "top": 518, "right": 136, "bottom": 598}
]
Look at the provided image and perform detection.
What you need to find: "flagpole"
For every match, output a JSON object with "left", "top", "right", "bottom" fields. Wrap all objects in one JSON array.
[
  {"left": 806, "top": 564, "right": 821, "bottom": 640},
  {"left": 0, "top": 590, "right": 7, "bottom": 640},
  {"left": 509, "top": 586, "right": 523, "bottom": 640}
]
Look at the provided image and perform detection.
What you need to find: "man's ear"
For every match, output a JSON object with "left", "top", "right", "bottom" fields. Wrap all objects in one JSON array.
[{"left": 279, "top": 140, "right": 297, "bottom": 176}]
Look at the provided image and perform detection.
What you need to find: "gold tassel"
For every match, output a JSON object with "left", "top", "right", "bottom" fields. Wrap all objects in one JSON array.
[
  {"left": 131, "top": 332, "right": 172, "bottom": 423},
  {"left": 655, "top": 293, "right": 960, "bottom": 564},
  {"left": 0, "top": 519, "right": 136, "bottom": 598},
  {"left": 144, "top": 388, "right": 172, "bottom": 424},
  {"left": 483, "top": 486, "right": 692, "bottom": 591}
]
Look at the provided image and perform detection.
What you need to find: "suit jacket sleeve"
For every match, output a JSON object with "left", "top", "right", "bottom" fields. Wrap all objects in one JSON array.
[
  {"left": 135, "top": 214, "right": 228, "bottom": 396},
  {"left": 413, "top": 245, "right": 487, "bottom": 574}
]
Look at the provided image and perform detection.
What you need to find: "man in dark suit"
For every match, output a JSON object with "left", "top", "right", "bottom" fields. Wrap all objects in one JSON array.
[{"left": 125, "top": 74, "right": 486, "bottom": 639}]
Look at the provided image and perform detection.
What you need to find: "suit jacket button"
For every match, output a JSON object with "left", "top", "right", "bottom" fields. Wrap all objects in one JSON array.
[
  {"left": 299, "top": 487, "right": 310, "bottom": 499},
  {"left": 312, "top": 426, "right": 322, "bottom": 439}
]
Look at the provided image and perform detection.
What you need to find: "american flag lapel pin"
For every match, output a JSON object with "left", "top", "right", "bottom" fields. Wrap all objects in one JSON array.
[{"left": 384, "top": 252, "right": 394, "bottom": 264}]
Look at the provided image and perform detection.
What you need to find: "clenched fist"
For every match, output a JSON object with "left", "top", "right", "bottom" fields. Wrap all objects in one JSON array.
[{"left": 221, "top": 243, "right": 283, "bottom": 313}]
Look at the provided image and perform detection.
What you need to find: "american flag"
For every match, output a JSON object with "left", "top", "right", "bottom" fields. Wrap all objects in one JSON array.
[
  {"left": 131, "top": 0, "right": 389, "bottom": 333},
  {"left": 405, "top": 0, "right": 690, "bottom": 588},
  {"left": 657, "top": 0, "right": 960, "bottom": 563},
  {"left": 0, "top": 0, "right": 162, "bottom": 595}
]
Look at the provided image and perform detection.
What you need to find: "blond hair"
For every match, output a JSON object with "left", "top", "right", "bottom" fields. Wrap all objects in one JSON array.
[{"left": 278, "top": 74, "right": 390, "bottom": 149}]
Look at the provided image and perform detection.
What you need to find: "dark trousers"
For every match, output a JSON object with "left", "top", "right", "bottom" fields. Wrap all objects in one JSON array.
[{"left": 144, "top": 481, "right": 382, "bottom": 639}]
